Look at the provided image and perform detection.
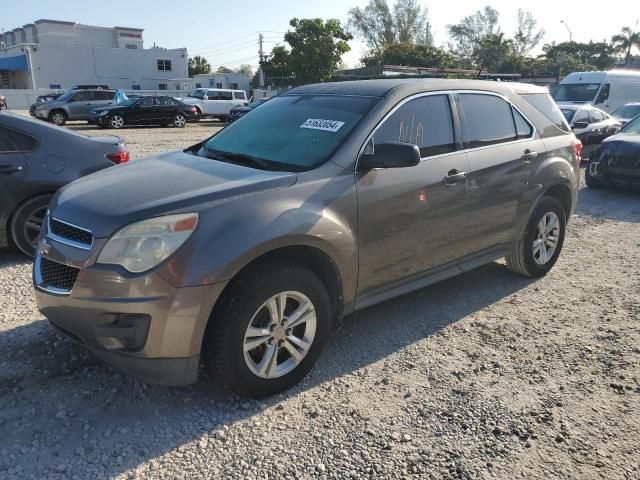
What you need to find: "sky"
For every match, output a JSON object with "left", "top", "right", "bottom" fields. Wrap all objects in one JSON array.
[{"left": 2, "top": 0, "right": 639, "bottom": 70}]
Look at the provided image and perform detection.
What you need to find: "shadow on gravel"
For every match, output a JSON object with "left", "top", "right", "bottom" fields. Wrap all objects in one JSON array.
[
  {"left": 576, "top": 184, "right": 640, "bottom": 223},
  {"left": 0, "top": 261, "right": 535, "bottom": 478},
  {"left": 64, "top": 121, "right": 226, "bottom": 132}
]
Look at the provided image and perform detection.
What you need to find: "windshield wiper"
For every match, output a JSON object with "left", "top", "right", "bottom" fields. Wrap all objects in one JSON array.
[{"left": 203, "top": 146, "right": 273, "bottom": 170}]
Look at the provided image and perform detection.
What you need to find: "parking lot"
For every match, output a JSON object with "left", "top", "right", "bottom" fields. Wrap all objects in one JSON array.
[{"left": 1, "top": 119, "right": 639, "bottom": 479}]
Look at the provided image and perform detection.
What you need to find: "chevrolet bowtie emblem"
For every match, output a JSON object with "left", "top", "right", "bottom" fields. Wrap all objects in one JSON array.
[{"left": 40, "top": 241, "right": 51, "bottom": 256}]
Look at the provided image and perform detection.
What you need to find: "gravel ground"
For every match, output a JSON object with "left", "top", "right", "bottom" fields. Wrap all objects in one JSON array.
[{"left": 1, "top": 121, "right": 639, "bottom": 479}]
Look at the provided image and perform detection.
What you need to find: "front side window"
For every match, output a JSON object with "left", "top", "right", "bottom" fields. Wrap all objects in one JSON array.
[
  {"left": 157, "top": 59, "right": 172, "bottom": 71},
  {"left": 71, "top": 91, "right": 91, "bottom": 102},
  {"left": 373, "top": 94, "right": 456, "bottom": 157},
  {"left": 206, "top": 91, "right": 220, "bottom": 100},
  {"left": 202, "top": 94, "right": 378, "bottom": 171},
  {"left": 459, "top": 94, "right": 517, "bottom": 148},
  {"left": 590, "top": 110, "right": 606, "bottom": 122},
  {"left": 140, "top": 96, "right": 155, "bottom": 107}
]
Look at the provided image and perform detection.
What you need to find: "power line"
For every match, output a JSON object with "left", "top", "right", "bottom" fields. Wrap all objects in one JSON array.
[{"left": 189, "top": 31, "right": 258, "bottom": 52}]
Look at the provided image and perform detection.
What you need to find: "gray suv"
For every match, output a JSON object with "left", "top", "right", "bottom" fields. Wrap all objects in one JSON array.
[
  {"left": 33, "top": 79, "right": 580, "bottom": 397},
  {"left": 30, "top": 89, "right": 125, "bottom": 126}
]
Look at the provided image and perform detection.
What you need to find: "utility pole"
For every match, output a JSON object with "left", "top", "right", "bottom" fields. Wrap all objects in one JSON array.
[{"left": 258, "top": 32, "right": 265, "bottom": 87}]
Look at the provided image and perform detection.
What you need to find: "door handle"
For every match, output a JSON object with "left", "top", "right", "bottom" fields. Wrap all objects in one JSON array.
[
  {"left": 0, "top": 164, "right": 23, "bottom": 174},
  {"left": 521, "top": 149, "right": 538, "bottom": 163},
  {"left": 443, "top": 169, "right": 467, "bottom": 185}
]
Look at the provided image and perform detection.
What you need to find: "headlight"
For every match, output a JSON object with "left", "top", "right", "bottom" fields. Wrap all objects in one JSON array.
[
  {"left": 97, "top": 213, "right": 198, "bottom": 273},
  {"left": 98, "top": 110, "right": 109, "bottom": 116}
]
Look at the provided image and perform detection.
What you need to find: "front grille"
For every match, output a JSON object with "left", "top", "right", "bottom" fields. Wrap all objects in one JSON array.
[
  {"left": 49, "top": 218, "right": 93, "bottom": 247},
  {"left": 40, "top": 257, "right": 79, "bottom": 291}
]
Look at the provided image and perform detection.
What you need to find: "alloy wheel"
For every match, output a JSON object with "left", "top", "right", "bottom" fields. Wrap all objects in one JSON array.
[
  {"left": 533, "top": 212, "right": 560, "bottom": 265},
  {"left": 22, "top": 206, "right": 48, "bottom": 248},
  {"left": 243, "top": 291, "right": 317, "bottom": 379},
  {"left": 51, "top": 113, "right": 65, "bottom": 125},
  {"left": 174, "top": 114, "right": 186, "bottom": 127},
  {"left": 110, "top": 115, "right": 124, "bottom": 129}
]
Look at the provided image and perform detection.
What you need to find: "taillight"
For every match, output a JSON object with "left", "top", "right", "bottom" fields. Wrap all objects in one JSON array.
[
  {"left": 573, "top": 138, "right": 582, "bottom": 167},
  {"left": 106, "top": 151, "right": 130, "bottom": 164}
]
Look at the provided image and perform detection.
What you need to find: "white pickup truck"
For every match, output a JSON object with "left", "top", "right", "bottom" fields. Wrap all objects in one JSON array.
[{"left": 180, "top": 88, "right": 248, "bottom": 122}]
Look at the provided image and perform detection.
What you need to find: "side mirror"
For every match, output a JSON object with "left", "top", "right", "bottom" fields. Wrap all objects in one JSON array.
[
  {"left": 359, "top": 141, "right": 421, "bottom": 170},
  {"left": 572, "top": 121, "right": 589, "bottom": 130},
  {"left": 203, "top": 96, "right": 209, "bottom": 100}
]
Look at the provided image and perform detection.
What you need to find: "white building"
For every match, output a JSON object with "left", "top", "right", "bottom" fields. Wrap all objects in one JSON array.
[{"left": 0, "top": 19, "right": 188, "bottom": 91}]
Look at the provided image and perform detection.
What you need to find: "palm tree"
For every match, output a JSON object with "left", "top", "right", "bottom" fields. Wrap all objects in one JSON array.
[
  {"left": 473, "top": 32, "right": 513, "bottom": 72},
  {"left": 188, "top": 56, "right": 211, "bottom": 77},
  {"left": 611, "top": 26, "right": 640, "bottom": 66}
]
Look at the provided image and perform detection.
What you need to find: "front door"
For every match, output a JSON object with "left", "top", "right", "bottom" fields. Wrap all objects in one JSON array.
[
  {"left": 456, "top": 93, "right": 540, "bottom": 254},
  {"left": 66, "top": 91, "right": 93, "bottom": 119},
  {"left": 129, "top": 96, "right": 156, "bottom": 124},
  {"left": 356, "top": 94, "right": 470, "bottom": 296}
]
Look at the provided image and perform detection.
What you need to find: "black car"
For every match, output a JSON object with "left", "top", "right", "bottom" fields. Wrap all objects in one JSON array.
[
  {"left": 228, "top": 97, "right": 269, "bottom": 123},
  {"left": 91, "top": 96, "right": 198, "bottom": 129},
  {"left": 586, "top": 114, "right": 640, "bottom": 188},
  {"left": 0, "top": 112, "right": 129, "bottom": 256}
]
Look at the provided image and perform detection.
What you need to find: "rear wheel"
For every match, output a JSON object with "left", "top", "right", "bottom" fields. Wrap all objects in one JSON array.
[
  {"left": 9, "top": 195, "right": 51, "bottom": 257},
  {"left": 109, "top": 115, "right": 125, "bottom": 129},
  {"left": 204, "top": 263, "right": 332, "bottom": 398},
  {"left": 48, "top": 110, "right": 66, "bottom": 126},
  {"left": 505, "top": 196, "right": 566, "bottom": 277},
  {"left": 173, "top": 113, "right": 187, "bottom": 128}
]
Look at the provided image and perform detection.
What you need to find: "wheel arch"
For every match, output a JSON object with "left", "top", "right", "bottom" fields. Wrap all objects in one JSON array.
[{"left": 542, "top": 182, "right": 574, "bottom": 219}]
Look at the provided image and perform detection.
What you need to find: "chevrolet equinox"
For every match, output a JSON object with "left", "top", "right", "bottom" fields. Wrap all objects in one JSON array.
[{"left": 34, "top": 80, "right": 580, "bottom": 398}]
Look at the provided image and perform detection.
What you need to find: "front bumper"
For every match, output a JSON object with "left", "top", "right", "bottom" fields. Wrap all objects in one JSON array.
[
  {"left": 33, "top": 224, "right": 227, "bottom": 386},
  {"left": 30, "top": 108, "right": 48, "bottom": 119}
]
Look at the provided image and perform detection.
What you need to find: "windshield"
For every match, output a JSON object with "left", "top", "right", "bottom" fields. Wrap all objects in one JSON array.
[
  {"left": 619, "top": 115, "right": 640, "bottom": 134},
  {"left": 189, "top": 89, "right": 206, "bottom": 99},
  {"left": 56, "top": 90, "right": 78, "bottom": 102},
  {"left": 202, "top": 95, "right": 378, "bottom": 171},
  {"left": 552, "top": 83, "right": 601, "bottom": 102},
  {"left": 247, "top": 100, "right": 265, "bottom": 108},
  {"left": 613, "top": 104, "right": 640, "bottom": 119},
  {"left": 560, "top": 109, "right": 575, "bottom": 122}
]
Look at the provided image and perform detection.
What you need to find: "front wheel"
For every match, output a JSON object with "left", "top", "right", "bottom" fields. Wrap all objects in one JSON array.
[
  {"left": 48, "top": 110, "right": 66, "bottom": 126},
  {"left": 109, "top": 115, "right": 125, "bottom": 129},
  {"left": 505, "top": 196, "right": 566, "bottom": 277},
  {"left": 9, "top": 195, "right": 51, "bottom": 257},
  {"left": 204, "top": 263, "right": 332, "bottom": 398},
  {"left": 173, "top": 113, "right": 187, "bottom": 128}
]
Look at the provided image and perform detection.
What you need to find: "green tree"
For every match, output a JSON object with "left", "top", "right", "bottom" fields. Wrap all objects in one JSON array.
[
  {"left": 187, "top": 55, "right": 211, "bottom": 77},
  {"left": 472, "top": 32, "right": 513, "bottom": 72},
  {"left": 543, "top": 41, "right": 617, "bottom": 71},
  {"left": 217, "top": 66, "right": 233, "bottom": 73},
  {"left": 347, "top": 0, "right": 432, "bottom": 52},
  {"left": 285, "top": 18, "right": 352, "bottom": 84},
  {"left": 512, "top": 9, "right": 544, "bottom": 58},
  {"left": 448, "top": 5, "right": 500, "bottom": 62},
  {"left": 236, "top": 64, "right": 254, "bottom": 78},
  {"left": 611, "top": 26, "right": 640, "bottom": 66},
  {"left": 260, "top": 45, "right": 294, "bottom": 87},
  {"left": 362, "top": 42, "right": 455, "bottom": 68}
]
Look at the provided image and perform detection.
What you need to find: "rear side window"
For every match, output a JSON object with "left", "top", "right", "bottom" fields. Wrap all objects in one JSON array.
[
  {"left": 233, "top": 91, "right": 246, "bottom": 100},
  {"left": 219, "top": 91, "right": 233, "bottom": 100},
  {"left": 513, "top": 108, "right": 533, "bottom": 138},
  {"left": 157, "top": 97, "right": 177, "bottom": 106},
  {"left": 590, "top": 110, "right": 606, "bottom": 122},
  {"left": 573, "top": 109, "right": 589, "bottom": 123},
  {"left": 71, "top": 91, "right": 91, "bottom": 102},
  {"left": 140, "top": 96, "right": 155, "bottom": 107},
  {"left": 521, "top": 93, "right": 570, "bottom": 133},
  {"left": 373, "top": 94, "right": 456, "bottom": 158},
  {"left": 93, "top": 91, "right": 114, "bottom": 101},
  {"left": 0, "top": 126, "right": 37, "bottom": 152},
  {"left": 459, "top": 94, "right": 516, "bottom": 148},
  {"left": 206, "top": 91, "right": 220, "bottom": 100}
]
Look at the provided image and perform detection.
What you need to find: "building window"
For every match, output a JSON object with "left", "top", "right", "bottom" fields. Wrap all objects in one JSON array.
[
  {"left": 195, "top": 83, "right": 202, "bottom": 88},
  {"left": 209, "top": 80, "right": 215, "bottom": 87},
  {"left": 131, "top": 85, "right": 141, "bottom": 90},
  {"left": 229, "top": 83, "right": 239, "bottom": 90},
  {"left": 49, "top": 84, "right": 61, "bottom": 89},
  {"left": 158, "top": 83, "right": 168, "bottom": 90},
  {"left": 216, "top": 82, "right": 223, "bottom": 89},
  {"left": 157, "top": 59, "right": 172, "bottom": 71}
]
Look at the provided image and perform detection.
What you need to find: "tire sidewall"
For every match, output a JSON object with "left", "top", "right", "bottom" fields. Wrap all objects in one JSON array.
[
  {"left": 209, "top": 265, "right": 332, "bottom": 398},
  {"left": 48, "top": 110, "right": 66, "bottom": 126},
  {"left": 521, "top": 197, "right": 566, "bottom": 276},
  {"left": 9, "top": 195, "right": 51, "bottom": 257},
  {"left": 109, "top": 115, "right": 125, "bottom": 129}
]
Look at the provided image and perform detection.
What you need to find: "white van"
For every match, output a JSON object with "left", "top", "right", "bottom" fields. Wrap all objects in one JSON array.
[
  {"left": 552, "top": 70, "right": 640, "bottom": 114},
  {"left": 180, "top": 88, "right": 248, "bottom": 121}
]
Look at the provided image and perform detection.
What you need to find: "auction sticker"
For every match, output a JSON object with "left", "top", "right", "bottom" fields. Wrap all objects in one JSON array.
[{"left": 300, "top": 118, "right": 345, "bottom": 132}]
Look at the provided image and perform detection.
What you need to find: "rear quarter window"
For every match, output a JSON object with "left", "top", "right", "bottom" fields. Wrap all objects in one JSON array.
[{"left": 521, "top": 93, "right": 570, "bottom": 135}]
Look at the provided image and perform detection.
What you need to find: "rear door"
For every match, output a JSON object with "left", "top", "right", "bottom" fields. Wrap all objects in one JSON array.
[
  {"left": 130, "top": 96, "right": 156, "bottom": 124},
  {"left": 218, "top": 90, "right": 235, "bottom": 115},
  {"left": 203, "top": 90, "right": 221, "bottom": 115},
  {"left": 356, "top": 93, "right": 471, "bottom": 295},
  {"left": 457, "top": 92, "right": 543, "bottom": 255},
  {"left": 156, "top": 96, "right": 178, "bottom": 122}
]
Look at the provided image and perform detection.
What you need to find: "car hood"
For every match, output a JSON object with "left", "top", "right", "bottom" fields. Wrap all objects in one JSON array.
[
  {"left": 91, "top": 105, "right": 121, "bottom": 114},
  {"left": 601, "top": 132, "right": 640, "bottom": 146},
  {"left": 50, "top": 149, "right": 298, "bottom": 238},
  {"left": 32, "top": 99, "right": 65, "bottom": 109}
]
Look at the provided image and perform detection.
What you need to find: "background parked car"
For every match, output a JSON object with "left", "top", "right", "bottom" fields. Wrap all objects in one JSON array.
[
  {"left": 180, "top": 88, "right": 248, "bottom": 122},
  {"left": 228, "top": 97, "right": 270, "bottom": 123},
  {"left": 560, "top": 104, "right": 621, "bottom": 158},
  {"left": 29, "top": 89, "right": 127, "bottom": 126},
  {"left": 91, "top": 96, "right": 198, "bottom": 129},
  {"left": 610, "top": 102, "right": 640, "bottom": 126},
  {"left": 35, "top": 85, "right": 110, "bottom": 103},
  {"left": 586, "top": 114, "right": 640, "bottom": 188},
  {"left": 0, "top": 112, "right": 129, "bottom": 256}
]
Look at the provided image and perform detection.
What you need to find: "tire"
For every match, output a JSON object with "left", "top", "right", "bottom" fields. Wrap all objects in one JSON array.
[
  {"left": 48, "top": 110, "right": 67, "bottom": 126},
  {"left": 9, "top": 195, "right": 51, "bottom": 257},
  {"left": 217, "top": 115, "right": 229, "bottom": 123},
  {"left": 585, "top": 164, "right": 603, "bottom": 188},
  {"left": 505, "top": 196, "right": 566, "bottom": 277},
  {"left": 109, "top": 114, "right": 125, "bottom": 129},
  {"left": 204, "top": 263, "right": 332, "bottom": 398},
  {"left": 193, "top": 107, "right": 201, "bottom": 122},
  {"left": 173, "top": 113, "right": 187, "bottom": 128}
]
